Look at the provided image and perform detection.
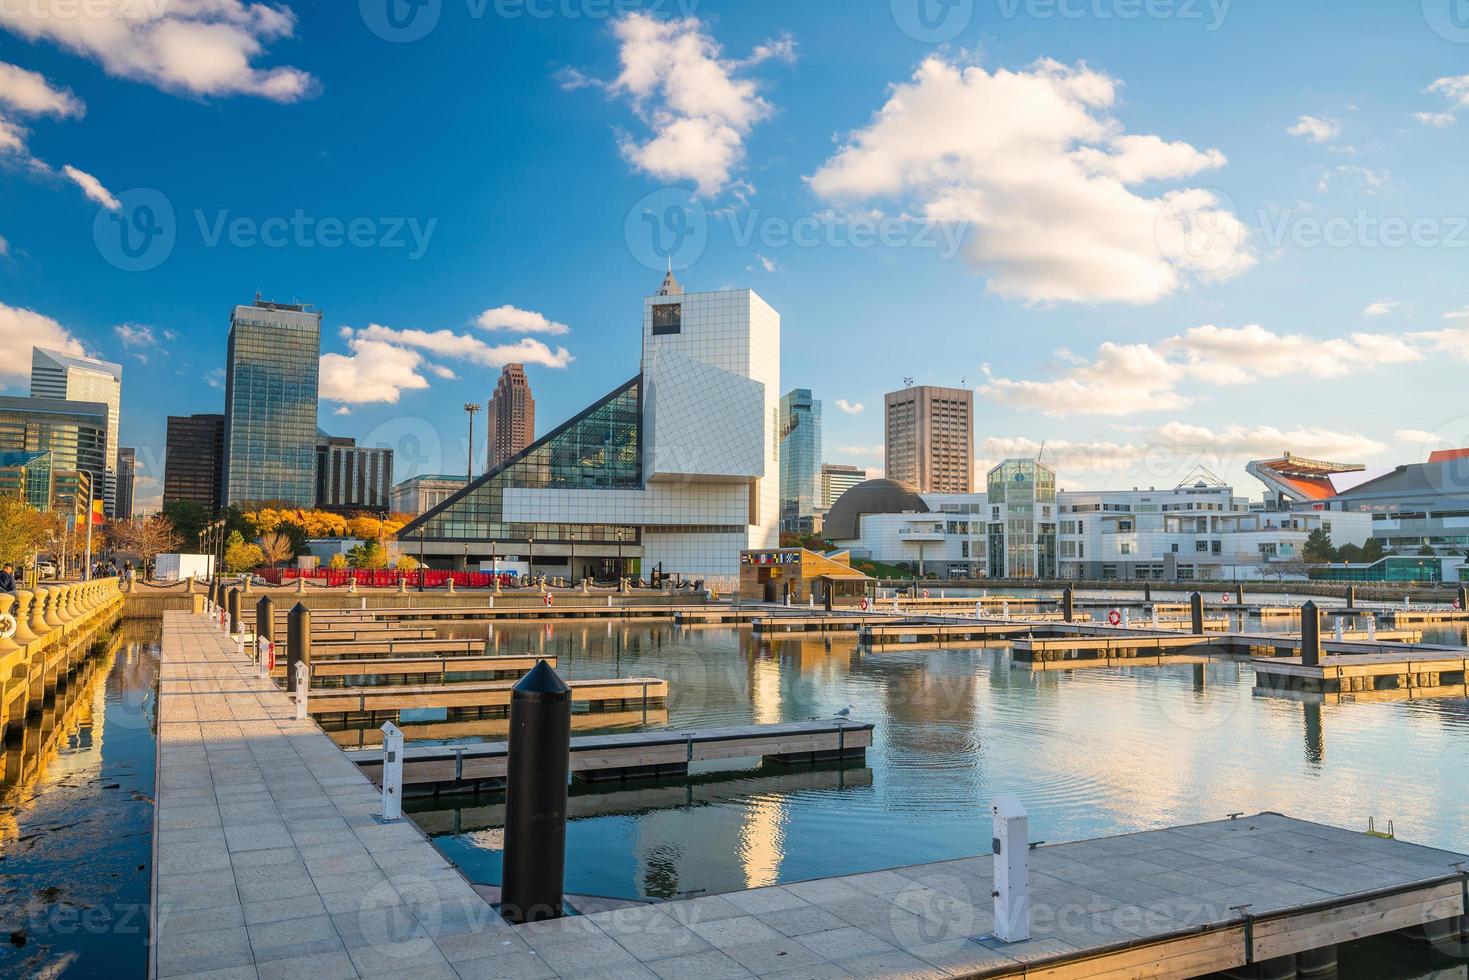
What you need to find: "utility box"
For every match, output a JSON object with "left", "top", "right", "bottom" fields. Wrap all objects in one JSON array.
[{"left": 991, "top": 795, "right": 1030, "bottom": 943}]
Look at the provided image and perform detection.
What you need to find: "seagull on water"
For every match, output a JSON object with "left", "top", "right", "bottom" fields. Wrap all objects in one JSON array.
[{"left": 833, "top": 705, "right": 853, "bottom": 719}]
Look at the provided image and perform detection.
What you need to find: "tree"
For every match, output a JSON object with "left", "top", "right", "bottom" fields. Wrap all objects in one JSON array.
[
  {"left": 111, "top": 515, "right": 185, "bottom": 577},
  {"left": 1302, "top": 528, "right": 1336, "bottom": 563},
  {"left": 0, "top": 499, "right": 53, "bottom": 569},
  {"left": 328, "top": 553, "right": 348, "bottom": 570},
  {"left": 346, "top": 541, "right": 390, "bottom": 570},
  {"left": 1335, "top": 543, "right": 1362, "bottom": 563},
  {"left": 162, "top": 499, "right": 208, "bottom": 547},
  {"left": 1417, "top": 543, "right": 1437, "bottom": 556},
  {"left": 223, "top": 532, "right": 265, "bottom": 573},
  {"left": 1361, "top": 538, "right": 1386, "bottom": 563},
  {"left": 257, "top": 531, "right": 294, "bottom": 570},
  {"left": 396, "top": 554, "right": 420, "bottom": 572}
]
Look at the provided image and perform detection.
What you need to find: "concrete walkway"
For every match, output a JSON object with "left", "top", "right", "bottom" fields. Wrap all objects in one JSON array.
[{"left": 153, "top": 609, "right": 1469, "bottom": 979}]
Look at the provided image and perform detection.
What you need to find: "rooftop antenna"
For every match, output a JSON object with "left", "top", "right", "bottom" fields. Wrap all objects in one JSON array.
[
  {"left": 903, "top": 376, "right": 915, "bottom": 388},
  {"left": 1036, "top": 440, "right": 1046, "bottom": 465}
]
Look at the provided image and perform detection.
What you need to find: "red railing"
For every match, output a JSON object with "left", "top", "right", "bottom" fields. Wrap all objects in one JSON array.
[{"left": 252, "top": 568, "right": 516, "bottom": 589}]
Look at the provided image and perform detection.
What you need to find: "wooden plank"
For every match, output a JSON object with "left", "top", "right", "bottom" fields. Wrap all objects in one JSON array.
[
  {"left": 307, "top": 676, "right": 667, "bottom": 714},
  {"left": 1029, "top": 923, "right": 1247, "bottom": 980},
  {"left": 1251, "top": 882, "right": 1464, "bottom": 961}
]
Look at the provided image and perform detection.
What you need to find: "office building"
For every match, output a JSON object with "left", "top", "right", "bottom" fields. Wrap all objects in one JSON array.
[
  {"left": 222, "top": 297, "right": 321, "bottom": 507},
  {"left": 821, "top": 463, "right": 866, "bottom": 510},
  {"left": 985, "top": 458, "right": 1057, "bottom": 578},
  {"left": 0, "top": 396, "right": 109, "bottom": 504},
  {"left": 0, "top": 450, "right": 54, "bottom": 511},
  {"left": 30, "top": 348, "right": 121, "bottom": 515},
  {"left": 315, "top": 436, "right": 393, "bottom": 514},
  {"left": 823, "top": 480, "right": 987, "bottom": 577},
  {"left": 116, "top": 447, "right": 136, "bottom": 518},
  {"left": 390, "top": 475, "right": 468, "bottom": 516},
  {"left": 487, "top": 364, "right": 535, "bottom": 470},
  {"left": 402, "top": 273, "right": 780, "bottom": 582},
  {"left": 884, "top": 384, "right": 973, "bottom": 493},
  {"left": 164, "top": 413, "right": 225, "bottom": 513},
  {"left": 779, "top": 388, "right": 822, "bottom": 533}
]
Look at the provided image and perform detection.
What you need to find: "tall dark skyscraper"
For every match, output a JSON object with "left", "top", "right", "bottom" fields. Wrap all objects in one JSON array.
[
  {"left": 221, "top": 297, "right": 321, "bottom": 507},
  {"left": 164, "top": 413, "right": 225, "bottom": 513},
  {"left": 116, "top": 447, "right": 136, "bottom": 518},
  {"left": 486, "top": 363, "right": 535, "bottom": 470}
]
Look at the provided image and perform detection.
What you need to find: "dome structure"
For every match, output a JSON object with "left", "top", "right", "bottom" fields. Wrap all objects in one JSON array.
[{"left": 822, "top": 479, "right": 929, "bottom": 541}]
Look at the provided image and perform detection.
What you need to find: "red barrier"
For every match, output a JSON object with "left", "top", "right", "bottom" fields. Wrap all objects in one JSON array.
[{"left": 255, "top": 568, "right": 514, "bottom": 589}]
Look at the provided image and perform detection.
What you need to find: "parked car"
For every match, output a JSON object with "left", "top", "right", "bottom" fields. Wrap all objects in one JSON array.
[{"left": 34, "top": 561, "right": 58, "bottom": 579}]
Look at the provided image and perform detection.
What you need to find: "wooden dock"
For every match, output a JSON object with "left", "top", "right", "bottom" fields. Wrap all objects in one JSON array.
[
  {"left": 1011, "top": 627, "right": 1422, "bottom": 663},
  {"left": 321, "top": 706, "right": 666, "bottom": 749},
  {"left": 347, "top": 719, "right": 873, "bottom": 790},
  {"left": 303, "top": 675, "right": 668, "bottom": 716},
  {"left": 271, "top": 652, "right": 552, "bottom": 682},
  {"left": 1254, "top": 648, "right": 1469, "bottom": 695}
]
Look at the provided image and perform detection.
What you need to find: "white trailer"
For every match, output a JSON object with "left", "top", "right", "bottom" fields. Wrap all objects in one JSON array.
[{"left": 154, "top": 554, "right": 215, "bottom": 582}]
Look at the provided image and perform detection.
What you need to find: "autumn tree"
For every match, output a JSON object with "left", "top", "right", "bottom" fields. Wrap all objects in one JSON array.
[
  {"left": 346, "top": 541, "right": 390, "bottom": 569},
  {"left": 396, "top": 554, "right": 420, "bottom": 573},
  {"left": 257, "top": 531, "right": 295, "bottom": 570},
  {"left": 223, "top": 532, "right": 265, "bottom": 573},
  {"left": 112, "top": 515, "right": 186, "bottom": 577},
  {"left": 0, "top": 499, "right": 53, "bottom": 569},
  {"left": 328, "top": 553, "right": 348, "bottom": 570}
]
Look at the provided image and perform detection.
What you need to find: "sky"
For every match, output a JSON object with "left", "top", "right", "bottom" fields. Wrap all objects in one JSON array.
[{"left": 3, "top": 0, "right": 1469, "bottom": 512}]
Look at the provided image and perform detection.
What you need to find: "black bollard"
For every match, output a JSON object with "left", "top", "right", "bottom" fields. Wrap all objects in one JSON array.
[
  {"left": 286, "top": 603, "right": 311, "bottom": 693},
  {"left": 1345, "top": 585, "right": 1356, "bottom": 610},
  {"left": 1143, "top": 582, "right": 1152, "bottom": 603},
  {"left": 227, "top": 587, "right": 241, "bottom": 635},
  {"left": 256, "top": 596, "right": 275, "bottom": 648},
  {"left": 1459, "top": 585, "right": 1467, "bottom": 613},
  {"left": 1190, "top": 592, "right": 1204, "bottom": 635},
  {"left": 500, "top": 660, "right": 571, "bottom": 925},
  {"left": 1235, "top": 584, "right": 1244, "bottom": 606},
  {"left": 209, "top": 577, "right": 220, "bottom": 608},
  {"left": 1062, "top": 587, "right": 1074, "bottom": 623},
  {"left": 1301, "top": 600, "right": 1321, "bottom": 667}
]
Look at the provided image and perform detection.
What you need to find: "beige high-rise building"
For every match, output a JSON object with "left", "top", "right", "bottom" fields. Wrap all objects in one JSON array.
[
  {"left": 884, "top": 385, "right": 973, "bottom": 493},
  {"left": 486, "top": 363, "right": 535, "bottom": 470}
]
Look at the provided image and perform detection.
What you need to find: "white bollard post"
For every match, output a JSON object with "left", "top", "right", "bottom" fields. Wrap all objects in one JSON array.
[
  {"left": 607, "top": 595, "right": 613, "bottom": 608},
  {"left": 380, "top": 722, "right": 404, "bottom": 822},
  {"left": 257, "top": 635, "right": 272, "bottom": 679},
  {"left": 809, "top": 596, "right": 815, "bottom": 609},
  {"left": 992, "top": 795, "right": 1031, "bottom": 943},
  {"left": 1122, "top": 609, "right": 1130, "bottom": 629},
  {"left": 975, "top": 601, "right": 982, "bottom": 620},
  {"left": 1151, "top": 606, "right": 1159, "bottom": 628},
  {"left": 1334, "top": 618, "right": 1344, "bottom": 642},
  {"left": 235, "top": 634, "right": 245, "bottom": 658},
  {"left": 1366, "top": 614, "right": 1377, "bottom": 641},
  {"left": 1002, "top": 601, "right": 1010, "bottom": 619},
  {"left": 295, "top": 662, "right": 309, "bottom": 720}
]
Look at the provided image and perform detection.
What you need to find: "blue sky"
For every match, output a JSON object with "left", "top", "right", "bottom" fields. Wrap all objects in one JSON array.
[{"left": 2, "top": 0, "right": 1468, "bottom": 510}]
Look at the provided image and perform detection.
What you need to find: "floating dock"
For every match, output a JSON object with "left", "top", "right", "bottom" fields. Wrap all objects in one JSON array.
[
  {"left": 270, "top": 652, "right": 553, "bottom": 683},
  {"left": 347, "top": 719, "right": 873, "bottom": 791},
  {"left": 1254, "top": 649, "right": 1469, "bottom": 696},
  {"left": 303, "top": 675, "right": 668, "bottom": 716}
]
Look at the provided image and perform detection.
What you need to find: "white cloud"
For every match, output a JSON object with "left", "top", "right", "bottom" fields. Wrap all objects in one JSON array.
[
  {"left": 1419, "top": 75, "right": 1469, "bottom": 126},
  {"left": 113, "top": 322, "right": 156, "bottom": 347},
  {"left": 834, "top": 398, "right": 864, "bottom": 415},
  {"left": 0, "top": 232, "right": 8, "bottom": 256},
  {"left": 983, "top": 324, "right": 1423, "bottom": 417},
  {"left": 61, "top": 164, "right": 120, "bottom": 210},
  {"left": 593, "top": 12, "right": 788, "bottom": 196},
  {"left": 0, "top": 60, "right": 84, "bottom": 117},
  {"left": 0, "top": 1, "right": 316, "bottom": 101},
  {"left": 162, "top": 328, "right": 177, "bottom": 341},
  {"left": 351, "top": 324, "right": 574, "bottom": 371},
  {"left": 333, "top": 405, "right": 351, "bottom": 416},
  {"left": 807, "top": 57, "right": 1251, "bottom": 304},
  {"left": 428, "top": 364, "right": 456, "bottom": 379},
  {"left": 1362, "top": 301, "right": 1399, "bottom": 317},
  {"left": 205, "top": 367, "right": 224, "bottom": 389},
  {"left": 1287, "top": 115, "right": 1339, "bottom": 143},
  {"left": 1394, "top": 428, "right": 1444, "bottom": 446},
  {"left": 756, "top": 253, "right": 777, "bottom": 273},
  {"left": 1414, "top": 111, "right": 1456, "bottom": 128},
  {"left": 837, "top": 443, "right": 884, "bottom": 458},
  {"left": 1412, "top": 328, "right": 1469, "bottom": 361},
  {"left": 319, "top": 338, "right": 430, "bottom": 405},
  {"left": 1443, "top": 307, "right": 1469, "bottom": 321},
  {"left": 474, "top": 305, "right": 570, "bottom": 335},
  {"left": 0, "top": 300, "right": 86, "bottom": 387}
]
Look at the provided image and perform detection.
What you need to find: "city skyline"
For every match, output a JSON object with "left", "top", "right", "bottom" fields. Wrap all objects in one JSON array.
[{"left": 3, "top": 3, "right": 1469, "bottom": 512}]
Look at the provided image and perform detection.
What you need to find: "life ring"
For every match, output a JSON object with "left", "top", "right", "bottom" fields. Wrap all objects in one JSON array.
[
  {"left": 921, "top": 589, "right": 930, "bottom": 599},
  {"left": 1107, "top": 608, "right": 1122, "bottom": 626},
  {"left": 859, "top": 598, "right": 870, "bottom": 612},
  {"left": 544, "top": 593, "right": 554, "bottom": 607},
  {"left": 0, "top": 613, "right": 16, "bottom": 640},
  {"left": 1455, "top": 599, "right": 1462, "bottom": 611},
  {"left": 1221, "top": 593, "right": 1230, "bottom": 604}
]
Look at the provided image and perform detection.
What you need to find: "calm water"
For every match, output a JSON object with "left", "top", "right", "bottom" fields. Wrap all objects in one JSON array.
[
  {"left": 407, "top": 621, "right": 1469, "bottom": 901},
  {"left": 0, "top": 622, "right": 159, "bottom": 978}
]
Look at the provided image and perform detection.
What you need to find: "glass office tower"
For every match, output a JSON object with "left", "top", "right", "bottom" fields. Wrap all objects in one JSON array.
[
  {"left": 164, "top": 413, "right": 225, "bottom": 513},
  {"left": 221, "top": 299, "right": 321, "bottom": 507},
  {"left": 30, "top": 348, "right": 121, "bottom": 514},
  {"left": 986, "top": 458, "right": 1058, "bottom": 579},
  {"left": 779, "top": 388, "right": 822, "bottom": 533},
  {"left": 0, "top": 396, "right": 109, "bottom": 497}
]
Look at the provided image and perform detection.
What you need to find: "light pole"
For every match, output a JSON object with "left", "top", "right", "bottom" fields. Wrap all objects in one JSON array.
[
  {"left": 418, "top": 527, "right": 425, "bottom": 592},
  {"left": 464, "top": 403, "right": 481, "bottom": 485},
  {"left": 528, "top": 536, "right": 535, "bottom": 584},
  {"left": 616, "top": 528, "right": 623, "bottom": 582},
  {"left": 490, "top": 541, "right": 498, "bottom": 582},
  {"left": 83, "top": 478, "right": 93, "bottom": 580},
  {"left": 569, "top": 531, "right": 576, "bottom": 587}
]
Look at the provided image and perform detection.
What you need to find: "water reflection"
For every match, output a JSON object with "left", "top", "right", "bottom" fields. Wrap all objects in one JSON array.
[
  {"left": 0, "top": 620, "right": 159, "bottom": 977},
  {"left": 401, "top": 621, "right": 1469, "bottom": 906}
]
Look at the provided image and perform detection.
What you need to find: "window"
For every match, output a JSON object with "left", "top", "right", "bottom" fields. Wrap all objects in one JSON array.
[
  {"left": 651, "top": 304, "right": 682, "bottom": 335},
  {"left": 1120, "top": 543, "right": 1132, "bottom": 555}
]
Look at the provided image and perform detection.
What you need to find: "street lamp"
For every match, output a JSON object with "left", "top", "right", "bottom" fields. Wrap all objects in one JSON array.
[
  {"left": 569, "top": 530, "right": 576, "bottom": 587},
  {"left": 463, "top": 403, "right": 481, "bottom": 485},
  {"left": 489, "top": 541, "right": 498, "bottom": 583},
  {"left": 418, "top": 526, "right": 425, "bottom": 592},
  {"left": 527, "top": 535, "right": 535, "bottom": 584},
  {"left": 616, "top": 528, "right": 624, "bottom": 581}
]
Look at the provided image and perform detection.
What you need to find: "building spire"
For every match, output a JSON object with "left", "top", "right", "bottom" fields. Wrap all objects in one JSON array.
[{"left": 656, "top": 261, "right": 683, "bottom": 297}]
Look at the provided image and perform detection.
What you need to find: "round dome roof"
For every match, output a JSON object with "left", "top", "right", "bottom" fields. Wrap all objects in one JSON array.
[{"left": 823, "top": 479, "right": 929, "bottom": 541}]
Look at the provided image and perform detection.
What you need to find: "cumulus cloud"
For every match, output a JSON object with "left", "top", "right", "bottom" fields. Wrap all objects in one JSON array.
[
  {"left": 0, "top": 60, "right": 84, "bottom": 117},
  {"left": 474, "top": 305, "right": 570, "bottom": 335},
  {"left": 1418, "top": 75, "right": 1469, "bottom": 126},
  {"left": 1411, "top": 327, "right": 1469, "bottom": 361},
  {"left": 113, "top": 322, "right": 156, "bottom": 347},
  {"left": 834, "top": 398, "right": 864, "bottom": 415},
  {"left": 1414, "top": 111, "right": 1456, "bottom": 128},
  {"left": 205, "top": 367, "right": 224, "bottom": 389},
  {"left": 1362, "top": 301, "right": 1399, "bottom": 317},
  {"left": 0, "top": 232, "right": 8, "bottom": 256},
  {"left": 351, "top": 324, "right": 574, "bottom": 371},
  {"left": 320, "top": 338, "right": 431, "bottom": 405},
  {"left": 1443, "top": 306, "right": 1469, "bottom": 321},
  {"left": 0, "top": 1, "right": 316, "bottom": 101},
  {"left": 983, "top": 324, "right": 1423, "bottom": 416},
  {"left": 0, "top": 300, "right": 86, "bottom": 386},
  {"left": 581, "top": 13, "right": 791, "bottom": 196},
  {"left": 807, "top": 57, "right": 1252, "bottom": 304},
  {"left": 1287, "top": 115, "right": 1339, "bottom": 143},
  {"left": 61, "top": 164, "right": 120, "bottom": 209}
]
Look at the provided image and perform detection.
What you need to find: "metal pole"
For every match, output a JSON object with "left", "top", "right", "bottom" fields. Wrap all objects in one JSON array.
[
  {"left": 1300, "top": 600, "right": 1321, "bottom": 667},
  {"left": 1190, "top": 592, "right": 1204, "bottom": 636},
  {"left": 227, "top": 586, "right": 241, "bottom": 636},
  {"left": 84, "top": 480, "right": 93, "bottom": 581},
  {"left": 287, "top": 603, "right": 311, "bottom": 694},
  {"left": 500, "top": 660, "right": 571, "bottom": 924},
  {"left": 1061, "top": 587, "right": 1074, "bottom": 623}
]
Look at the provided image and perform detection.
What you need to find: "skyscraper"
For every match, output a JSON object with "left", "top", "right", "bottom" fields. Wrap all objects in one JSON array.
[
  {"left": 315, "top": 435, "right": 394, "bottom": 514},
  {"left": 779, "top": 388, "right": 822, "bottom": 533},
  {"left": 820, "top": 463, "right": 866, "bottom": 510},
  {"left": 116, "top": 447, "right": 136, "bottom": 519},
  {"left": 0, "top": 396, "right": 109, "bottom": 490},
  {"left": 221, "top": 298, "right": 321, "bottom": 507},
  {"left": 884, "top": 384, "right": 974, "bottom": 493},
  {"left": 30, "top": 348, "right": 122, "bottom": 515},
  {"left": 486, "top": 364, "right": 535, "bottom": 470},
  {"left": 165, "top": 414, "right": 225, "bottom": 513}
]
